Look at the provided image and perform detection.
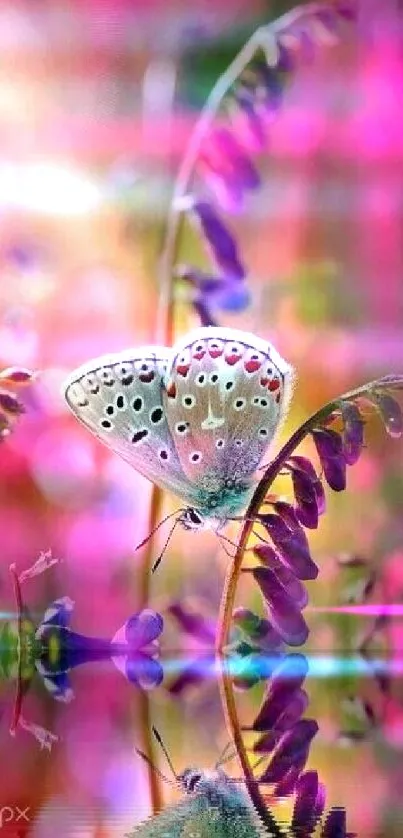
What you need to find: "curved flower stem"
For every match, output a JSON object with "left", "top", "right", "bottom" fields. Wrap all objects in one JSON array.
[{"left": 216, "top": 378, "right": 384, "bottom": 653}]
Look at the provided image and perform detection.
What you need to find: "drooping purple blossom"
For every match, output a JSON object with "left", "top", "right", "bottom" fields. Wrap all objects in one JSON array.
[
  {"left": 287, "top": 455, "right": 326, "bottom": 528},
  {"left": 374, "top": 392, "right": 403, "bottom": 438},
  {"left": 251, "top": 565, "right": 309, "bottom": 647},
  {"left": 339, "top": 401, "right": 365, "bottom": 465},
  {"left": 257, "top": 511, "right": 319, "bottom": 580},
  {"left": 189, "top": 199, "right": 246, "bottom": 280},
  {"left": 311, "top": 427, "right": 347, "bottom": 492}
]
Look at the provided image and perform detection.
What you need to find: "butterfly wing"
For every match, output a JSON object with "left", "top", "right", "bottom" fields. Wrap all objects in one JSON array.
[
  {"left": 126, "top": 799, "right": 191, "bottom": 837},
  {"left": 127, "top": 796, "right": 266, "bottom": 838},
  {"left": 163, "top": 327, "right": 294, "bottom": 491},
  {"left": 63, "top": 348, "right": 199, "bottom": 507}
]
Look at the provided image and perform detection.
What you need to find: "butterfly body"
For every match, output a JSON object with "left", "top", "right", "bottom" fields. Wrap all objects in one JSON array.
[
  {"left": 127, "top": 767, "right": 271, "bottom": 837},
  {"left": 63, "top": 327, "right": 293, "bottom": 526}
]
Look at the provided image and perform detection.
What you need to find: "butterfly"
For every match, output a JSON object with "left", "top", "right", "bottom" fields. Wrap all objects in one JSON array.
[
  {"left": 63, "top": 327, "right": 293, "bottom": 532},
  {"left": 127, "top": 766, "right": 272, "bottom": 837}
]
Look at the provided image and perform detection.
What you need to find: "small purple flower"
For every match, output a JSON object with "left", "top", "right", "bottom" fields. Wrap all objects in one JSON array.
[
  {"left": 311, "top": 427, "right": 346, "bottom": 492},
  {"left": 375, "top": 392, "right": 403, "bottom": 439},
  {"left": 259, "top": 719, "right": 319, "bottom": 785},
  {"left": 257, "top": 511, "right": 319, "bottom": 580},
  {"left": 252, "top": 566, "right": 309, "bottom": 646},
  {"left": 252, "top": 544, "right": 309, "bottom": 609},
  {"left": 189, "top": 199, "right": 246, "bottom": 280},
  {"left": 287, "top": 455, "right": 326, "bottom": 529},
  {"left": 339, "top": 401, "right": 365, "bottom": 465}
]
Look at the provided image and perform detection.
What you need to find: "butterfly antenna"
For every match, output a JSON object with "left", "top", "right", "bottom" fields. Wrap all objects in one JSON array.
[
  {"left": 215, "top": 740, "right": 236, "bottom": 770},
  {"left": 135, "top": 746, "right": 175, "bottom": 787},
  {"left": 152, "top": 726, "right": 178, "bottom": 780},
  {"left": 134, "top": 508, "right": 184, "bottom": 553},
  {"left": 151, "top": 518, "right": 179, "bottom": 573},
  {"left": 215, "top": 531, "right": 256, "bottom": 556}
]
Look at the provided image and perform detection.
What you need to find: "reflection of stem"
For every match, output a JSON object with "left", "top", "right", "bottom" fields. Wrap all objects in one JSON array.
[{"left": 218, "top": 657, "right": 284, "bottom": 835}]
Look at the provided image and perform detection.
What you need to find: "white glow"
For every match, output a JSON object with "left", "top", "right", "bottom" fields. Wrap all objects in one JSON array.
[{"left": 0, "top": 161, "right": 102, "bottom": 215}]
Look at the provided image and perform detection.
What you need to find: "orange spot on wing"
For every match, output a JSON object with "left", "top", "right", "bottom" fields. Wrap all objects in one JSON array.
[
  {"left": 268, "top": 378, "right": 280, "bottom": 391},
  {"left": 166, "top": 380, "right": 177, "bottom": 398},
  {"left": 176, "top": 364, "right": 190, "bottom": 377}
]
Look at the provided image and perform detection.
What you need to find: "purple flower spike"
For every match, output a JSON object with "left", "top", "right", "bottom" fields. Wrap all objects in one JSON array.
[
  {"left": 122, "top": 609, "right": 163, "bottom": 649},
  {"left": 340, "top": 402, "right": 364, "bottom": 465},
  {"left": 258, "top": 512, "right": 319, "bottom": 580},
  {"left": 311, "top": 428, "right": 346, "bottom": 491},
  {"left": 288, "top": 464, "right": 319, "bottom": 529},
  {"left": 252, "top": 566, "right": 309, "bottom": 646},
  {"left": 259, "top": 719, "right": 318, "bottom": 785},
  {"left": 376, "top": 393, "right": 403, "bottom": 439},
  {"left": 191, "top": 200, "right": 245, "bottom": 280},
  {"left": 0, "top": 389, "right": 25, "bottom": 415},
  {"left": 292, "top": 770, "right": 326, "bottom": 834}
]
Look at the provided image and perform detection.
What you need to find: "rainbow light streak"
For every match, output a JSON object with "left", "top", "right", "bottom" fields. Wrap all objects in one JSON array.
[
  {"left": 161, "top": 654, "right": 403, "bottom": 680},
  {"left": 308, "top": 604, "right": 403, "bottom": 616}
]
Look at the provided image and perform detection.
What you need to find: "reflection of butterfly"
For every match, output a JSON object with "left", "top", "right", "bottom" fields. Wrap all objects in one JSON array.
[
  {"left": 127, "top": 767, "right": 269, "bottom": 837},
  {"left": 63, "top": 327, "right": 293, "bottom": 530}
]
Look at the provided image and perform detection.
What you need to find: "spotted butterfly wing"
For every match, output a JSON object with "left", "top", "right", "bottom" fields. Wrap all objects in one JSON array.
[
  {"left": 63, "top": 347, "right": 200, "bottom": 507},
  {"left": 163, "top": 327, "right": 294, "bottom": 517}
]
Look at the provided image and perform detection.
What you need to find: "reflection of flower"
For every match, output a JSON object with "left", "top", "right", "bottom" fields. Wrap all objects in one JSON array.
[
  {"left": 5, "top": 559, "right": 164, "bottom": 751},
  {"left": 36, "top": 601, "right": 164, "bottom": 698}
]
